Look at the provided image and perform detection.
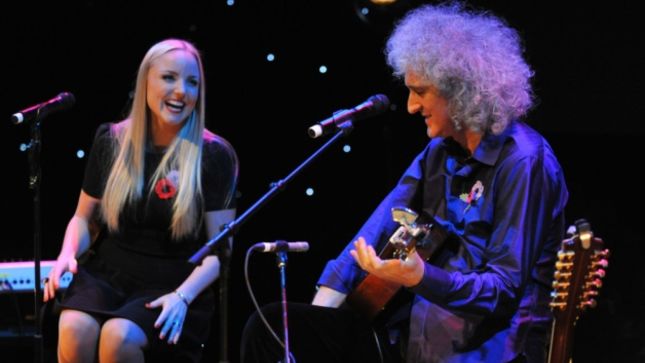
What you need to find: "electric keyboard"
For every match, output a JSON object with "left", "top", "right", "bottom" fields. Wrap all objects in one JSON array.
[{"left": 0, "top": 260, "right": 73, "bottom": 293}]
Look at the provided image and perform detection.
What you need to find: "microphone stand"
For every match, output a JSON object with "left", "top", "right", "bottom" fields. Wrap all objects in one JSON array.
[
  {"left": 188, "top": 122, "right": 355, "bottom": 363},
  {"left": 276, "top": 249, "right": 291, "bottom": 363},
  {"left": 26, "top": 117, "right": 44, "bottom": 363}
]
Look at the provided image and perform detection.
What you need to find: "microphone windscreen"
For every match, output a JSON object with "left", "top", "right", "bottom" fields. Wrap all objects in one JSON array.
[
  {"left": 57, "top": 92, "right": 76, "bottom": 109},
  {"left": 369, "top": 94, "right": 390, "bottom": 112}
]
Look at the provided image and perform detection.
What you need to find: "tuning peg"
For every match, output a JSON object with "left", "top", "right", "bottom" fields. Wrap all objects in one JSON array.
[
  {"left": 583, "top": 290, "right": 599, "bottom": 299},
  {"left": 556, "top": 261, "right": 574, "bottom": 271},
  {"left": 591, "top": 259, "right": 608, "bottom": 269},
  {"left": 554, "top": 271, "right": 572, "bottom": 280},
  {"left": 585, "top": 278, "right": 603, "bottom": 289},
  {"left": 579, "top": 299, "right": 597, "bottom": 310},
  {"left": 557, "top": 250, "right": 575, "bottom": 261},
  {"left": 552, "top": 280, "right": 570, "bottom": 289},
  {"left": 550, "top": 291, "right": 568, "bottom": 300},
  {"left": 590, "top": 269, "right": 606, "bottom": 279},
  {"left": 550, "top": 301, "right": 568, "bottom": 310}
]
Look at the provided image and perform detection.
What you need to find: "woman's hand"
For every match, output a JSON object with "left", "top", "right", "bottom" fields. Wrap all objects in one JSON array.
[
  {"left": 146, "top": 291, "right": 190, "bottom": 344},
  {"left": 43, "top": 252, "right": 78, "bottom": 302}
]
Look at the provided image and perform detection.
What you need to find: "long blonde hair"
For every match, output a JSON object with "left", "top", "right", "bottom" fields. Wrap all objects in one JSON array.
[{"left": 102, "top": 39, "right": 207, "bottom": 239}]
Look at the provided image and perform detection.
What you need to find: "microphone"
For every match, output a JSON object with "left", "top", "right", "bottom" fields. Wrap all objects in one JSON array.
[
  {"left": 307, "top": 94, "right": 390, "bottom": 138},
  {"left": 252, "top": 241, "right": 310, "bottom": 253},
  {"left": 11, "top": 92, "right": 76, "bottom": 125}
]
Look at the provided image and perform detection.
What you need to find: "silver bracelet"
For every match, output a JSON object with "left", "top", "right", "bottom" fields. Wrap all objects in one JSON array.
[{"left": 174, "top": 290, "right": 190, "bottom": 306}]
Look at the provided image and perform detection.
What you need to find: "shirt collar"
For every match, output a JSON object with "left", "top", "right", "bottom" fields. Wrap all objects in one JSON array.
[
  {"left": 440, "top": 121, "right": 514, "bottom": 166},
  {"left": 472, "top": 121, "right": 516, "bottom": 166}
]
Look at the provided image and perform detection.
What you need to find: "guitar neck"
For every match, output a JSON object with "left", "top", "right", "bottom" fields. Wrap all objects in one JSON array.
[
  {"left": 547, "top": 219, "right": 609, "bottom": 363},
  {"left": 548, "top": 315, "right": 575, "bottom": 363}
]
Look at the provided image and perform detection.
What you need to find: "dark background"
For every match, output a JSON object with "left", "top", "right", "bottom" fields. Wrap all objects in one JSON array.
[{"left": 1, "top": 1, "right": 643, "bottom": 362}]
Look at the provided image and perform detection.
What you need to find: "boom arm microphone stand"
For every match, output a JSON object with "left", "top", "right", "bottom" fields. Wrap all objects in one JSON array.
[
  {"left": 188, "top": 122, "right": 355, "bottom": 363},
  {"left": 14, "top": 92, "right": 75, "bottom": 363},
  {"left": 26, "top": 115, "right": 44, "bottom": 363}
]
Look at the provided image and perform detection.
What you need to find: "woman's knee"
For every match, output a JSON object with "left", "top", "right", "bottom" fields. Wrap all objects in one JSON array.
[
  {"left": 58, "top": 309, "right": 100, "bottom": 343},
  {"left": 100, "top": 318, "right": 148, "bottom": 350}
]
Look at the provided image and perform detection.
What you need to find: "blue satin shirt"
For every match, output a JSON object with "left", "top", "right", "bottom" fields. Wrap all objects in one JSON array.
[{"left": 318, "top": 121, "right": 568, "bottom": 363}]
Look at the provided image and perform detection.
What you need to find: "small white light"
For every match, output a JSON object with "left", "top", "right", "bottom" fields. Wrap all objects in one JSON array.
[
  {"left": 76, "top": 149, "right": 85, "bottom": 159},
  {"left": 305, "top": 188, "right": 314, "bottom": 196},
  {"left": 266, "top": 53, "right": 275, "bottom": 62},
  {"left": 319, "top": 65, "right": 328, "bottom": 74},
  {"left": 343, "top": 145, "right": 352, "bottom": 153},
  {"left": 19, "top": 143, "right": 28, "bottom": 152},
  {"left": 361, "top": 7, "right": 369, "bottom": 15},
  {"left": 226, "top": 0, "right": 235, "bottom": 6}
]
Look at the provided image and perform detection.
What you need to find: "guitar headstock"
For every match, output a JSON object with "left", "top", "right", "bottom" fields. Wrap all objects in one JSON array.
[
  {"left": 387, "top": 207, "right": 432, "bottom": 260},
  {"left": 550, "top": 219, "right": 609, "bottom": 321}
]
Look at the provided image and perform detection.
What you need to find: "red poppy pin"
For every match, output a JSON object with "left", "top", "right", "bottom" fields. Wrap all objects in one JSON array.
[
  {"left": 459, "top": 180, "right": 484, "bottom": 213},
  {"left": 154, "top": 170, "right": 179, "bottom": 200}
]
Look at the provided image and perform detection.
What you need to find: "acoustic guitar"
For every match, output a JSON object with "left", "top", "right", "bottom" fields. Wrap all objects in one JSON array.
[
  {"left": 345, "top": 206, "right": 446, "bottom": 320},
  {"left": 548, "top": 219, "right": 609, "bottom": 363}
]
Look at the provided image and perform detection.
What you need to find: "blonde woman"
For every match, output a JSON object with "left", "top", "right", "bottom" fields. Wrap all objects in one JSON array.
[{"left": 44, "top": 38, "right": 238, "bottom": 363}]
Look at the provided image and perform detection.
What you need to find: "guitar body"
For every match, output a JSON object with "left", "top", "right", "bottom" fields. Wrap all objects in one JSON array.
[
  {"left": 548, "top": 219, "right": 609, "bottom": 363},
  {"left": 347, "top": 273, "right": 405, "bottom": 320},
  {"left": 346, "top": 242, "right": 413, "bottom": 320}
]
